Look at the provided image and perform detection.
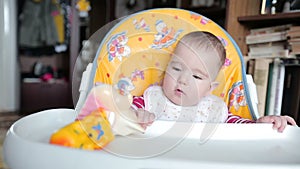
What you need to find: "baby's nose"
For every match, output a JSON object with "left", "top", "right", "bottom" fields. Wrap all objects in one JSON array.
[{"left": 178, "top": 74, "right": 188, "bottom": 85}]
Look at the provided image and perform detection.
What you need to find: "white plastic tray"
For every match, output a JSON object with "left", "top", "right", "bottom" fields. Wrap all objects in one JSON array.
[{"left": 3, "top": 108, "right": 300, "bottom": 169}]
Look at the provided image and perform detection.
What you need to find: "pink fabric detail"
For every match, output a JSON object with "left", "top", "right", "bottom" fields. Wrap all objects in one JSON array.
[
  {"left": 51, "top": 10, "right": 60, "bottom": 17},
  {"left": 226, "top": 112, "right": 255, "bottom": 123},
  {"left": 132, "top": 96, "right": 145, "bottom": 109},
  {"left": 77, "top": 93, "right": 104, "bottom": 120}
]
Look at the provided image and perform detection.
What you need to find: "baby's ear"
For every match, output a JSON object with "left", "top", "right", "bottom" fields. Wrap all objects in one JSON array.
[{"left": 209, "top": 81, "right": 219, "bottom": 92}]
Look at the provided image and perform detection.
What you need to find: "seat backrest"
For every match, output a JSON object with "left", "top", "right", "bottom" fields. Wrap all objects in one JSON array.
[{"left": 89, "top": 8, "right": 256, "bottom": 120}]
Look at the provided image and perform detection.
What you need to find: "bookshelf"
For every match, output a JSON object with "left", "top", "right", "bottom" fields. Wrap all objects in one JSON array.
[
  {"left": 226, "top": 0, "right": 300, "bottom": 123},
  {"left": 226, "top": 0, "right": 300, "bottom": 55},
  {"left": 238, "top": 12, "right": 300, "bottom": 23},
  {"left": 238, "top": 12, "right": 300, "bottom": 30}
]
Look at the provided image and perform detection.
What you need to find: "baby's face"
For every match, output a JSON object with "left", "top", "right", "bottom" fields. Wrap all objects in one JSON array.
[{"left": 162, "top": 43, "right": 217, "bottom": 106}]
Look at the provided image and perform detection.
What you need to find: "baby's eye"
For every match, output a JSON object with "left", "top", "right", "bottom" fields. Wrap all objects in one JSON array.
[
  {"left": 193, "top": 75, "right": 202, "bottom": 80},
  {"left": 172, "top": 66, "right": 181, "bottom": 71}
]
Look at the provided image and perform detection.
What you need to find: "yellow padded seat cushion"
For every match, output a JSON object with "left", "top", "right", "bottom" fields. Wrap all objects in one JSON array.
[{"left": 92, "top": 8, "right": 254, "bottom": 119}]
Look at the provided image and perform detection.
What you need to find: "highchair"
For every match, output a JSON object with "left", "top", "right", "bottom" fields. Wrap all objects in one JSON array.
[{"left": 3, "top": 8, "right": 300, "bottom": 169}]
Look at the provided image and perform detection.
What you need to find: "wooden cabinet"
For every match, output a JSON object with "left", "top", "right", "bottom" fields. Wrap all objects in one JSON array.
[
  {"left": 21, "top": 82, "right": 72, "bottom": 114},
  {"left": 19, "top": 0, "right": 79, "bottom": 115},
  {"left": 226, "top": 0, "right": 300, "bottom": 123}
]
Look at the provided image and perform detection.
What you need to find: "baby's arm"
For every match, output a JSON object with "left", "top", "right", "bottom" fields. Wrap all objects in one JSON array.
[
  {"left": 225, "top": 112, "right": 255, "bottom": 123},
  {"left": 131, "top": 96, "right": 156, "bottom": 129},
  {"left": 226, "top": 112, "right": 298, "bottom": 132},
  {"left": 132, "top": 108, "right": 155, "bottom": 129},
  {"left": 256, "top": 115, "right": 298, "bottom": 133}
]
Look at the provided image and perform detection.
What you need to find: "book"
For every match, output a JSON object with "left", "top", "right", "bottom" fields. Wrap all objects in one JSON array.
[
  {"left": 246, "top": 31, "right": 287, "bottom": 45},
  {"left": 260, "top": 0, "right": 270, "bottom": 14},
  {"left": 264, "top": 61, "right": 274, "bottom": 116},
  {"left": 248, "top": 49, "right": 296, "bottom": 59},
  {"left": 289, "top": 26, "right": 300, "bottom": 32},
  {"left": 253, "top": 58, "right": 273, "bottom": 117},
  {"left": 274, "top": 63, "right": 285, "bottom": 116},
  {"left": 246, "top": 74, "right": 260, "bottom": 118},
  {"left": 248, "top": 41, "right": 286, "bottom": 54},
  {"left": 288, "top": 38, "right": 300, "bottom": 44},
  {"left": 265, "top": 59, "right": 285, "bottom": 116},
  {"left": 289, "top": 43, "right": 300, "bottom": 54},
  {"left": 281, "top": 65, "right": 300, "bottom": 122},
  {"left": 246, "top": 59, "right": 255, "bottom": 75},
  {"left": 249, "top": 24, "right": 292, "bottom": 35},
  {"left": 287, "top": 30, "right": 300, "bottom": 39}
]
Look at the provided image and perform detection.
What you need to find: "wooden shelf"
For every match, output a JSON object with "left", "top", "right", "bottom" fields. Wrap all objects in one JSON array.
[
  {"left": 238, "top": 12, "right": 300, "bottom": 28},
  {"left": 183, "top": 6, "right": 226, "bottom": 17}
]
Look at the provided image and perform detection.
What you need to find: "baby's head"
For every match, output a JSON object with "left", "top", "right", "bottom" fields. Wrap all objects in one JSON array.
[
  {"left": 178, "top": 31, "right": 226, "bottom": 80},
  {"left": 162, "top": 31, "right": 226, "bottom": 106}
]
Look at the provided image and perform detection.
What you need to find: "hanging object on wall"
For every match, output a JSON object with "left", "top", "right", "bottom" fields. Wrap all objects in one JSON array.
[
  {"left": 19, "top": 0, "right": 71, "bottom": 55},
  {"left": 76, "top": 0, "right": 91, "bottom": 18}
]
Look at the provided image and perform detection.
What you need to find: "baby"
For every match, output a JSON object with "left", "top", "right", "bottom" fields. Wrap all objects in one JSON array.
[
  {"left": 50, "top": 31, "right": 297, "bottom": 150},
  {"left": 132, "top": 31, "right": 297, "bottom": 132}
]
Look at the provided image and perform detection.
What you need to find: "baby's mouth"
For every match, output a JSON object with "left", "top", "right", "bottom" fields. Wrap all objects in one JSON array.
[{"left": 175, "top": 88, "right": 184, "bottom": 96}]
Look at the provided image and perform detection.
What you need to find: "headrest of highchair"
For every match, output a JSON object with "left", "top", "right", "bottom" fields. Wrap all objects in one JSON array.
[{"left": 89, "top": 8, "right": 255, "bottom": 120}]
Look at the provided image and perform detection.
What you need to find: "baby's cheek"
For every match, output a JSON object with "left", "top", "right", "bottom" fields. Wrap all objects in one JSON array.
[
  {"left": 199, "top": 88, "right": 208, "bottom": 97},
  {"left": 162, "top": 74, "right": 175, "bottom": 88}
]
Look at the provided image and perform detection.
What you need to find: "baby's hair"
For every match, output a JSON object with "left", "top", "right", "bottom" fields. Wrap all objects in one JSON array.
[{"left": 178, "top": 31, "right": 226, "bottom": 71}]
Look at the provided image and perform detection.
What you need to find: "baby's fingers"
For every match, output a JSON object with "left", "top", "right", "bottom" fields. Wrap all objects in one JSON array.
[
  {"left": 276, "top": 118, "right": 286, "bottom": 133},
  {"left": 136, "top": 109, "right": 155, "bottom": 124},
  {"left": 284, "top": 115, "right": 298, "bottom": 126},
  {"left": 271, "top": 117, "right": 283, "bottom": 132}
]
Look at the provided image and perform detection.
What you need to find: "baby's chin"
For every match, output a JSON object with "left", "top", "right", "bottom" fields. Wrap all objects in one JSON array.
[{"left": 169, "top": 97, "right": 198, "bottom": 107}]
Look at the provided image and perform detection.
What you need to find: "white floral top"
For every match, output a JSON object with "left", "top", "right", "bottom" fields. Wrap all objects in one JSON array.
[{"left": 143, "top": 86, "right": 228, "bottom": 123}]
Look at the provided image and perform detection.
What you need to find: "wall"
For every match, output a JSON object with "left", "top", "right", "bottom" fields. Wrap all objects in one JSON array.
[{"left": 0, "top": 0, "right": 19, "bottom": 112}]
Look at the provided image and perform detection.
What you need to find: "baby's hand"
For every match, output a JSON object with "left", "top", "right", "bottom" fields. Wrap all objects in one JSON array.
[
  {"left": 132, "top": 108, "right": 155, "bottom": 129},
  {"left": 256, "top": 115, "right": 298, "bottom": 132}
]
